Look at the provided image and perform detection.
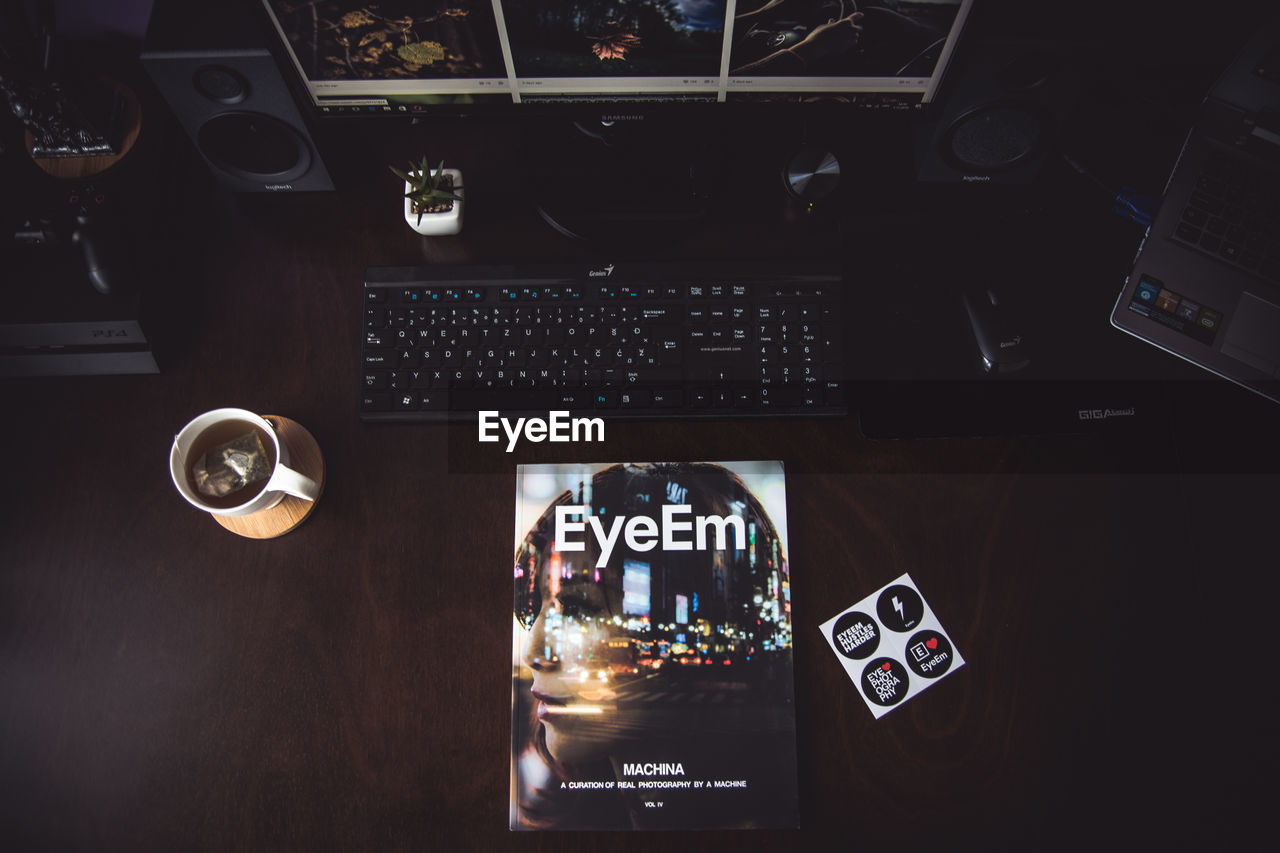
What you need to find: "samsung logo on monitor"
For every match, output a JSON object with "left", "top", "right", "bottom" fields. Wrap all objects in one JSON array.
[{"left": 600, "top": 114, "right": 645, "bottom": 124}]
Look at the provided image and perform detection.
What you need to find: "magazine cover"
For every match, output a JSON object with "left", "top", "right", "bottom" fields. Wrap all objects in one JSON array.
[{"left": 510, "top": 462, "right": 799, "bottom": 830}]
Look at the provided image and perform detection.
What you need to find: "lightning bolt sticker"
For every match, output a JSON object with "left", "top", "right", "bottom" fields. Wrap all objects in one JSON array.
[{"left": 877, "top": 584, "right": 922, "bottom": 631}]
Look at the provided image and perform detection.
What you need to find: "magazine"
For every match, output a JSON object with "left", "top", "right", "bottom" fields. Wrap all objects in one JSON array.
[{"left": 510, "top": 461, "right": 799, "bottom": 830}]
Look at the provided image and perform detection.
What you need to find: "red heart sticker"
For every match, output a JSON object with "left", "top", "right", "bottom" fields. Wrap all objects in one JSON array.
[
  {"left": 926, "top": 637, "right": 938, "bottom": 650},
  {"left": 881, "top": 662, "right": 892, "bottom": 671}
]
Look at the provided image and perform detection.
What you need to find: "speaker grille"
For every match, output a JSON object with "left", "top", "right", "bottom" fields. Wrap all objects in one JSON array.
[
  {"left": 944, "top": 104, "right": 1043, "bottom": 173},
  {"left": 196, "top": 112, "right": 312, "bottom": 181},
  {"left": 192, "top": 65, "right": 249, "bottom": 105}
]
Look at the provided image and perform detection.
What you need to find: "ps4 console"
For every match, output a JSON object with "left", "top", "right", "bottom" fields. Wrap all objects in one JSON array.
[{"left": 2, "top": 213, "right": 158, "bottom": 376}]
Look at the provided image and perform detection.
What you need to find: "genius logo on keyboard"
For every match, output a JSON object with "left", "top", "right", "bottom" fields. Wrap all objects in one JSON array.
[
  {"left": 478, "top": 410, "right": 605, "bottom": 452},
  {"left": 588, "top": 264, "right": 615, "bottom": 277}
]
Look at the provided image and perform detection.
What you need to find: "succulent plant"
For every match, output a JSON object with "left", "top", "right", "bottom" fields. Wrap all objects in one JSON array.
[{"left": 390, "top": 156, "right": 462, "bottom": 224}]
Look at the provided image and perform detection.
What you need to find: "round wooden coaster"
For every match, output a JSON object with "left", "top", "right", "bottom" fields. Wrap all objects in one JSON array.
[{"left": 214, "top": 416, "right": 325, "bottom": 539}]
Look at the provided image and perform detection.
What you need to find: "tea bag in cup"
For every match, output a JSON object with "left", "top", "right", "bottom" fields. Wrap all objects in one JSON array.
[{"left": 192, "top": 430, "right": 271, "bottom": 498}]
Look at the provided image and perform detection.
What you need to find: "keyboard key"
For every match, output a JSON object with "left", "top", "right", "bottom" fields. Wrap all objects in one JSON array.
[
  {"left": 619, "top": 389, "right": 650, "bottom": 407},
  {"left": 555, "top": 389, "right": 589, "bottom": 408},
  {"left": 761, "top": 387, "right": 802, "bottom": 408},
  {"left": 650, "top": 389, "right": 682, "bottom": 407},
  {"left": 362, "top": 392, "right": 390, "bottom": 411},
  {"left": 1176, "top": 221, "right": 1203, "bottom": 243},
  {"left": 419, "top": 391, "right": 449, "bottom": 410}
]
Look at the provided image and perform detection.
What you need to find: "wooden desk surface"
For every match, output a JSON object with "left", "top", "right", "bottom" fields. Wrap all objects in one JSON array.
[{"left": 2, "top": 145, "right": 1278, "bottom": 850}]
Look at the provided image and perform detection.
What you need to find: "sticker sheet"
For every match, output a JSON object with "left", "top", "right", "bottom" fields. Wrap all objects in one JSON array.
[{"left": 819, "top": 573, "right": 964, "bottom": 718}]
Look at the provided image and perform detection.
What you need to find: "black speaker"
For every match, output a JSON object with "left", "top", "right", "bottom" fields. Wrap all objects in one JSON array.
[
  {"left": 914, "top": 40, "right": 1078, "bottom": 183},
  {"left": 140, "top": 1, "right": 333, "bottom": 192}
]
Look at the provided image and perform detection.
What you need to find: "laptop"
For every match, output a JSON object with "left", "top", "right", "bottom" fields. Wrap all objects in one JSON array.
[{"left": 1111, "top": 17, "right": 1280, "bottom": 403}]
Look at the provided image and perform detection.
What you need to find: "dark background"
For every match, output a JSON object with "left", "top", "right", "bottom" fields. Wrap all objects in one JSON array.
[{"left": 3, "top": 0, "right": 1279, "bottom": 850}]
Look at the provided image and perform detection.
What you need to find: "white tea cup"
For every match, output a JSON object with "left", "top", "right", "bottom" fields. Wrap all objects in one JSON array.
[{"left": 170, "top": 408, "right": 319, "bottom": 517}]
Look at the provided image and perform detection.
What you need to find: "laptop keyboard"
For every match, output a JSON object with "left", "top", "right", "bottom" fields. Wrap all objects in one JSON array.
[
  {"left": 360, "top": 262, "right": 847, "bottom": 422},
  {"left": 1173, "top": 147, "right": 1280, "bottom": 283}
]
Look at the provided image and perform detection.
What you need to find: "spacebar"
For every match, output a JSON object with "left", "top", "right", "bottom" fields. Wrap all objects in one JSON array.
[{"left": 448, "top": 387, "right": 595, "bottom": 413}]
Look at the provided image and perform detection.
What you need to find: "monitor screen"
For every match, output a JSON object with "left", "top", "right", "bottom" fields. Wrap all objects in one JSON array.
[{"left": 260, "top": 1, "right": 975, "bottom": 116}]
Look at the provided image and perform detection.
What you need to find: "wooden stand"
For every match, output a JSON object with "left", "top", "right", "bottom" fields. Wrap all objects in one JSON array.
[
  {"left": 25, "top": 78, "right": 142, "bottom": 180},
  {"left": 214, "top": 417, "right": 325, "bottom": 539}
]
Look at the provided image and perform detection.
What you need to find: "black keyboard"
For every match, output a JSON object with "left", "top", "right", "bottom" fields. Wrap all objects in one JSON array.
[
  {"left": 1173, "top": 146, "right": 1280, "bottom": 283},
  {"left": 360, "top": 262, "right": 847, "bottom": 422}
]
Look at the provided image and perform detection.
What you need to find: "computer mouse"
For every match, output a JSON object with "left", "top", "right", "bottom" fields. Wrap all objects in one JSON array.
[{"left": 963, "top": 288, "right": 1030, "bottom": 373}]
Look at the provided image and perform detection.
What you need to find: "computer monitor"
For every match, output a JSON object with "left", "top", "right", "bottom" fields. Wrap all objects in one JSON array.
[
  {"left": 259, "top": 1, "right": 973, "bottom": 114},
  {"left": 258, "top": 1, "right": 975, "bottom": 237}
]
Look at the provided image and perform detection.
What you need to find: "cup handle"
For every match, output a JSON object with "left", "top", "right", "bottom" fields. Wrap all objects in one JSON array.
[{"left": 272, "top": 464, "right": 320, "bottom": 502}]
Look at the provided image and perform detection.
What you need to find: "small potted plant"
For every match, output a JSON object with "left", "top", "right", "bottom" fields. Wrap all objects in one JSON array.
[{"left": 390, "top": 156, "right": 463, "bottom": 235}]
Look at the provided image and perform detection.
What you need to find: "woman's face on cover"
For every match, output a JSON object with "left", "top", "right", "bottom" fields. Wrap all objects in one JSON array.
[{"left": 522, "top": 557, "right": 631, "bottom": 767}]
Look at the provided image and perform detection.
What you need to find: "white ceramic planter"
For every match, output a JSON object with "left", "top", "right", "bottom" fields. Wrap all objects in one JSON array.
[{"left": 403, "top": 169, "right": 463, "bottom": 235}]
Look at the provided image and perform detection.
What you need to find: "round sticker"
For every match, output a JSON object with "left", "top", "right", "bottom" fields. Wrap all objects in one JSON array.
[
  {"left": 876, "top": 584, "right": 924, "bottom": 632},
  {"left": 904, "top": 629, "right": 954, "bottom": 679},
  {"left": 830, "top": 610, "right": 880, "bottom": 660},
  {"left": 861, "top": 658, "right": 910, "bottom": 707}
]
